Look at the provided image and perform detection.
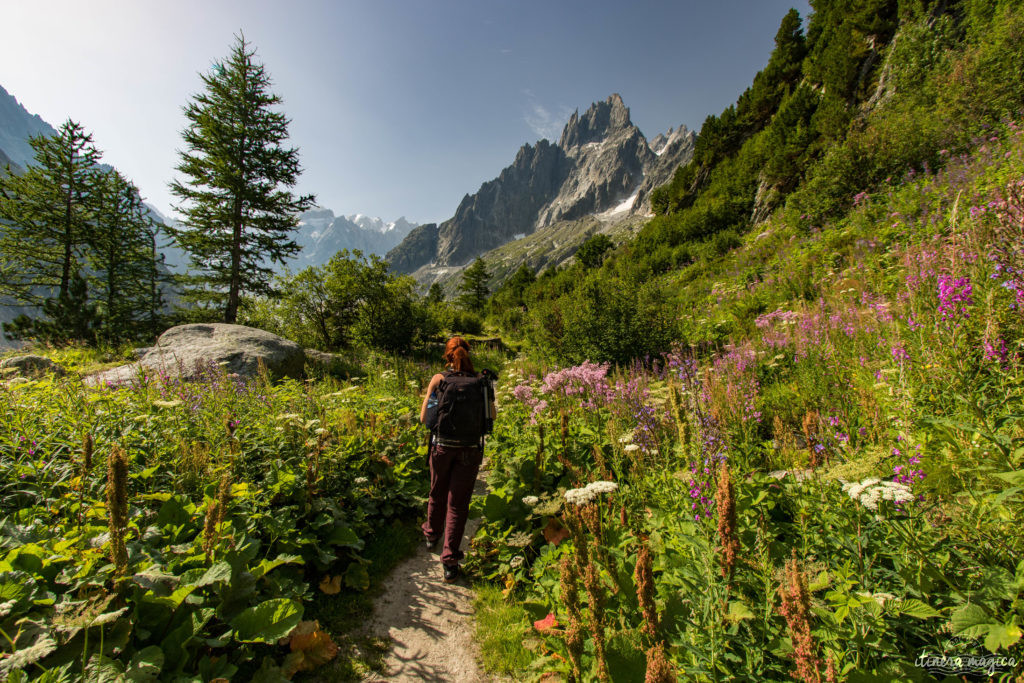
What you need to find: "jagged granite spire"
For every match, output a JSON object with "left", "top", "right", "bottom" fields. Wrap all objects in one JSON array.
[
  {"left": 386, "top": 93, "right": 694, "bottom": 275},
  {"left": 558, "top": 93, "right": 633, "bottom": 149}
]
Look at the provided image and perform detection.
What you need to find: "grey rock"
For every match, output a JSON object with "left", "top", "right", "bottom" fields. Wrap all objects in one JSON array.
[
  {"left": 0, "top": 354, "right": 66, "bottom": 377},
  {"left": 751, "top": 173, "right": 782, "bottom": 225},
  {"left": 632, "top": 125, "right": 696, "bottom": 215},
  {"left": 536, "top": 95, "right": 652, "bottom": 226},
  {"left": 131, "top": 347, "right": 153, "bottom": 360},
  {"left": 387, "top": 223, "right": 440, "bottom": 274},
  {"left": 86, "top": 324, "right": 304, "bottom": 386},
  {"left": 432, "top": 139, "right": 569, "bottom": 268}
]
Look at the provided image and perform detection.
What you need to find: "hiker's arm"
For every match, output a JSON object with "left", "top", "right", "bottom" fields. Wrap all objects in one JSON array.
[{"left": 419, "top": 373, "right": 444, "bottom": 423}]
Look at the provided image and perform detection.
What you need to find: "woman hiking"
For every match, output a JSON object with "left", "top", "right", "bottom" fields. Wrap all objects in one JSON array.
[{"left": 419, "top": 336, "right": 494, "bottom": 582}]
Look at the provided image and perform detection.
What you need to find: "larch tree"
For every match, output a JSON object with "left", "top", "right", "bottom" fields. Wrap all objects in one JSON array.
[
  {"left": 0, "top": 120, "right": 100, "bottom": 319},
  {"left": 457, "top": 257, "right": 492, "bottom": 312},
  {"left": 89, "top": 169, "right": 165, "bottom": 341},
  {"left": 169, "top": 34, "right": 314, "bottom": 323}
]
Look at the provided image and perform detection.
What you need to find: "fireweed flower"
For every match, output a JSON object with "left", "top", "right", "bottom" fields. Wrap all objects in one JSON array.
[
  {"left": 893, "top": 444, "right": 926, "bottom": 493},
  {"left": 937, "top": 275, "right": 973, "bottom": 322},
  {"left": 891, "top": 345, "right": 910, "bottom": 364},
  {"left": 540, "top": 361, "right": 613, "bottom": 408}
]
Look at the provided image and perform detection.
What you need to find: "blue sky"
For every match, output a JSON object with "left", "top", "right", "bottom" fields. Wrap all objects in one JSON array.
[{"left": 0, "top": 0, "right": 810, "bottom": 224}]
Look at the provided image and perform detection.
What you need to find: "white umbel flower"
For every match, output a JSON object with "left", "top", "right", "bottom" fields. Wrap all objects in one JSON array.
[
  {"left": 522, "top": 495, "right": 540, "bottom": 506},
  {"left": 564, "top": 487, "right": 597, "bottom": 506},
  {"left": 624, "top": 444, "right": 640, "bottom": 453},
  {"left": 842, "top": 478, "right": 913, "bottom": 511},
  {"left": 586, "top": 481, "right": 618, "bottom": 495},
  {"left": 564, "top": 480, "right": 618, "bottom": 506}
]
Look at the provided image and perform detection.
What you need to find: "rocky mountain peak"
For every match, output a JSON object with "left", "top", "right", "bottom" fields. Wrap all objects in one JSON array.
[
  {"left": 387, "top": 93, "right": 695, "bottom": 277},
  {"left": 558, "top": 93, "right": 632, "bottom": 149}
]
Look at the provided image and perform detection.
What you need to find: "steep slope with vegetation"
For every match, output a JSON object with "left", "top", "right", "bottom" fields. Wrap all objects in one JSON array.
[
  {"left": 487, "top": 0, "right": 1024, "bottom": 364},
  {"left": 462, "top": 1, "right": 1024, "bottom": 680}
]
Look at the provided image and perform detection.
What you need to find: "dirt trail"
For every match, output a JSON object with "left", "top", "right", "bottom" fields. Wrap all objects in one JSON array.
[{"left": 362, "top": 475, "right": 498, "bottom": 683}]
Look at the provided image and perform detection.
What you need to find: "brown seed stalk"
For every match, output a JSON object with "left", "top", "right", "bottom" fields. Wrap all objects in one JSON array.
[
  {"left": 644, "top": 642, "right": 677, "bottom": 683},
  {"left": 803, "top": 411, "right": 822, "bottom": 468},
  {"left": 778, "top": 551, "right": 824, "bottom": 683},
  {"left": 82, "top": 433, "right": 93, "bottom": 475},
  {"left": 583, "top": 557, "right": 610, "bottom": 682},
  {"left": 106, "top": 445, "right": 129, "bottom": 574},
  {"left": 635, "top": 536, "right": 658, "bottom": 641},
  {"left": 715, "top": 464, "right": 739, "bottom": 581},
  {"left": 560, "top": 557, "right": 585, "bottom": 682}
]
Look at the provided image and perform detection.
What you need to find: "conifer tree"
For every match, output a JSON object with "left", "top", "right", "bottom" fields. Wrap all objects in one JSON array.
[
  {"left": 0, "top": 120, "right": 100, "bottom": 308},
  {"left": 169, "top": 34, "right": 314, "bottom": 323},
  {"left": 425, "top": 282, "right": 445, "bottom": 306},
  {"left": 457, "top": 257, "right": 491, "bottom": 312},
  {"left": 90, "top": 169, "right": 165, "bottom": 341}
]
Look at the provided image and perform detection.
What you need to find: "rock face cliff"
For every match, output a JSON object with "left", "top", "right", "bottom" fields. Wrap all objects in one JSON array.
[{"left": 387, "top": 94, "right": 694, "bottom": 274}]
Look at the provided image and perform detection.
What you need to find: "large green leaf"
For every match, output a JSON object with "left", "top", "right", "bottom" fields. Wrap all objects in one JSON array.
[
  {"left": 984, "top": 623, "right": 1022, "bottom": 653},
  {"left": 482, "top": 493, "right": 509, "bottom": 521},
  {"left": 327, "top": 524, "right": 362, "bottom": 549},
  {"left": 950, "top": 603, "right": 992, "bottom": 638},
  {"left": 725, "top": 600, "right": 756, "bottom": 624},
  {"left": 193, "top": 562, "right": 232, "bottom": 587},
  {"left": 125, "top": 646, "right": 164, "bottom": 682},
  {"left": 344, "top": 563, "right": 370, "bottom": 591},
  {"left": 0, "top": 635, "right": 56, "bottom": 674},
  {"left": 897, "top": 598, "right": 941, "bottom": 619},
  {"left": 994, "top": 469, "right": 1024, "bottom": 486},
  {"left": 252, "top": 554, "right": 303, "bottom": 579},
  {"left": 231, "top": 599, "right": 304, "bottom": 643}
]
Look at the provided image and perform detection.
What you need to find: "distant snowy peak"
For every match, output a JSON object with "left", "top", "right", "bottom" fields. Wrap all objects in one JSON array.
[
  {"left": 294, "top": 208, "right": 418, "bottom": 269},
  {"left": 344, "top": 214, "right": 416, "bottom": 234}
]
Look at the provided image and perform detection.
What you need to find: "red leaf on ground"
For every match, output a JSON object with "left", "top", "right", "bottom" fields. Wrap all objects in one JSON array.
[
  {"left": 543, "top": 518, "right": 569, "bottom": 545},
  {"left": 533, "top": 612, "right": 559, "bottom": 631}
]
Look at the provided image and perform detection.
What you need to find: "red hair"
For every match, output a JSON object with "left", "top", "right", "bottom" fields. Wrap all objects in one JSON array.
[{"left": 444, "top": 336, "right": 474, "bottom": 373}]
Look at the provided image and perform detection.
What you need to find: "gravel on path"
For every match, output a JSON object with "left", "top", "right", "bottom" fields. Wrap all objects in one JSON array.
[{"left": 361, "top": 474, "right": 499, "bottom": 682}]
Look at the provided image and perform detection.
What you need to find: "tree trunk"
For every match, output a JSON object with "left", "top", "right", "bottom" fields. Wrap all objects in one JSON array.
[
  {"left": 61, "top": 174, "right": 73, "bottom": 302},
  {"left": 226, "top": 197, "right": 243, "bottom": 324}
]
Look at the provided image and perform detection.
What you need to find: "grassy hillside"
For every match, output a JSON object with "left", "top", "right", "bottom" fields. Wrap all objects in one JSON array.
[{"left": 463, "top": 1, "right": 1024, "bottom": 680}]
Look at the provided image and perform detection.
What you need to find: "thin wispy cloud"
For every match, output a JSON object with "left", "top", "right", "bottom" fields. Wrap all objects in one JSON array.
[{"left": 522, "top": 91, "right": 572, "bottom": 142}]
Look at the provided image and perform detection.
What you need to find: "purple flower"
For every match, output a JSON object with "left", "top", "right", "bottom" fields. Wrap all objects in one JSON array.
[{"left": 937, "top": 275, "right": 973, "bottom": 321}]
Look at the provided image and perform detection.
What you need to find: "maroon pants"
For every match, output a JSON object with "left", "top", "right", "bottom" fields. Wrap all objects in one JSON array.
[{"left": 422, "top": 443, "right": 482, "bottom": 565}]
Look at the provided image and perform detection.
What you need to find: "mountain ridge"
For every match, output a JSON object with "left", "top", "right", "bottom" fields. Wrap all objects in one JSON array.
[{"left": 386, "top": 93, "right": 694, "bottom": 281}]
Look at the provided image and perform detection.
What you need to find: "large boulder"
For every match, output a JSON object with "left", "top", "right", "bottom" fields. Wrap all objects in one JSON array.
[
  {"left": 87, "top": 324, "right": 305, "bottom": 386},
  {"left": 0, "top": 354, "right": 66, "bottom": 378}
]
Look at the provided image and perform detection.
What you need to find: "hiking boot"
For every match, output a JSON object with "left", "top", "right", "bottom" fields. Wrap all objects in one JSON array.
[
  {"left": 424, "top": 535, "right": 440, "bottom": 552},
  {"left": 442, "top": 563, "right": 459, "bottom": 583}
]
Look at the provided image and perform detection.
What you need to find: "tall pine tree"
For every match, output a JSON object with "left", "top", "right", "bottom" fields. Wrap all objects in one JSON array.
[
  {"left": 457, "top": 257, "right": 491, "bottom": 312},
  {"left": 0, "top": 120, "right": 99, "bottom": 305},
  {"left": 169, "top": 34, "right": 314, "bottom": 323},
  {"left": 90, "top": 169, "right": 165, "bottom": 342},
  {"left": 0, "top": 120, "right": 102, "bottom": 340}
]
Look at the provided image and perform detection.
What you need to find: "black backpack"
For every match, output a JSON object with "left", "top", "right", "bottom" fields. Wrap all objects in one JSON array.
[{"left": 434, "top": 370, "right": 488, "bottom": 445}]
